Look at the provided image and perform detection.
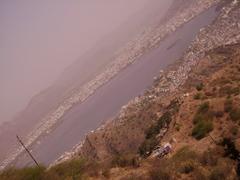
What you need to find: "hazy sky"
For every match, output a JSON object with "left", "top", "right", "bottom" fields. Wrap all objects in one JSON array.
[{"left": 0, "top": 0, "right": 171, "bottom": 124}]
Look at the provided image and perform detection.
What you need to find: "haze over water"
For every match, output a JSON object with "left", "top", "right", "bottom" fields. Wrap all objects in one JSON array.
[{"left": 0, "top": 0, "right": 172, "bottom": 125}]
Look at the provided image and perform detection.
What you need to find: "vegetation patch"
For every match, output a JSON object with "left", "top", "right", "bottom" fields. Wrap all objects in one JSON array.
[
  {"left": 139, "top": 137, "right": 159, "bottom": 157},
  {"left": 192, "top": 120, "right": 213, "bottom": 140},
  {"left": 148, "top": 147, "right": 198, "bottom": 178},
  {"left": 194, "top": 92, "right": 203, "bottom": 100},
  {"left": 111, "top": 153, "right": 139, "bottom": 168},
  {"left": 0, "top": 166, "right": 45, "bottom": 180},
  {"left": 192, "top": 102, "right": 214, "bottom": 140},
  {"left": 178, "top": 160, "right": 195, "bottom": 174},
  {"left": 147, "top": 145, "right": 236, "bottom": 179},
  {"left": 197, "top": 102, "right": 210, "bottom": 114},
  {"left": 175, "top": 123, "right": 181, "bottom": 131},
  {"left": 196, "top": 82, "right": 204, "bottom": 91},
  {"left": 145, "top": 111, "right": 171, "bottom": 139},
  {"left": 139, "top": 100, "right": 180, "bottom": 157}
]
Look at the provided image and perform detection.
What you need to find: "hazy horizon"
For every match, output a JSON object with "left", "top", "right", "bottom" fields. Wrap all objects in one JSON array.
[{"left": 0, "top": 0, "right": 172, "bottom": 124}]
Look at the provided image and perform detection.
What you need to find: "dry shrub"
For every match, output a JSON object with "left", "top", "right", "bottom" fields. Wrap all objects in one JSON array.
[
  {"left": 178, "top": 160, "right": 195, "bottom": 174},
  {"left": 199, "top": 149, "right": 219, "bottom": 166},
  {"left": 209, "top": 158, "right": 234, "bottom": 180},
  {"left": 149, "top": 168, "right": 170, "bottom": 180},
  {"left": 148, "top": 147, "right": 198, "bottom": 179},
  {"left": 192, "top": 168, "right": 208, "bottom": 180},
  {"left": 111, "top": 153, "right": 139, "bottom": 168}
]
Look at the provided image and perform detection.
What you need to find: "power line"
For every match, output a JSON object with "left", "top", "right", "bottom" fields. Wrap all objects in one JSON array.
[{"left": 16, "top": 135, "right": 40, "bottom": 168}]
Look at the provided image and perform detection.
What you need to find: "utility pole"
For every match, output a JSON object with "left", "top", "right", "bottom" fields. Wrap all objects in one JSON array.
[{"left": 16, "top": 135, "right": 40, "bottom": 167}]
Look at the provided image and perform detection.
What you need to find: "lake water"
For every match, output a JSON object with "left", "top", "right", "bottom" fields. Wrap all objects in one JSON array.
[{"left": 14, "top": 6, "right": 219, "bottom": 167}]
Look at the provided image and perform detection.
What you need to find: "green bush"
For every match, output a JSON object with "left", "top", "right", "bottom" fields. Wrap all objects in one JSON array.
[
  {"left": 197, "top": 102, "right": 210, "bottom": 114},
  {"left": 196, "top": 83, "right": 204, "bottom": 91},
  {"left": 192, "top": 120, "right": 213, "bottom": 140},
  {"left": 145, "top": 111, "right": 172, "bottom": 139},
  {"left": 193, "top": 102, "right": 214, "bottom": 125},
  {"left": 140, "top": 102, "right": 179, "bottom": 157},
  {"left": 178, "top": 160, "right": 195, "bottom": 174},
  {"left": 139, "top": 137, "right": 158, "bottom": 156},
  {"left": 175, "top": 123, "right": 181, "bottom": 131},
  {"left": 192, "top": 102, "right": 214, "bottom": 140},
  {"left": 141, "top": 111, "right": 173, "bottom": 157},
  {"left": 146, "top": 125, "right": 160, "bottom": 139},
  {"left": 140, "top": 111, "right": 173, "bottom": 157},
  {"left": 193, "top": 113, "right": 206, "bottom": 124},
  {"left": 194, "top": 93, "right": 202, "bottom": 100}
]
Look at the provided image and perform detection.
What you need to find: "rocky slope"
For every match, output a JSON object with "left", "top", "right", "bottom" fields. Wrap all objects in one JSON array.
[
  {"left": 0, "top": 0, "right": 222, "bottom": 170},
  {"left": 54, "top": 0, "right": 240, "bottom": 167},
  {"left": 98, "top": 42, "right": 240, "bottom": 180},
  {"left": 2, "top": 42, "right": 240, "bottom": 180},
  {"left": 1, "top": 0, "right": 240, "bottom": 179}
]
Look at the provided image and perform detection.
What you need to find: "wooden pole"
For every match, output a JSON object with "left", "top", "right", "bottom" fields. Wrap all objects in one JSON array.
[{"left": 16, "top": 135, "right": 40, "bottom": 167}]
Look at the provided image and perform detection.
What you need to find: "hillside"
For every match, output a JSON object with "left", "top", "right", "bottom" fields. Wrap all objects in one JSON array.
[
  {"left": 1, "top": 37, "right": 240, "bottom": 180},
  {"left": 60, "top": 0, "right": 240, "bottom": 163},
  {"left": 0, "top": 0, "right": 173, "bottom": 165},
  {"left": 0, "top": 0, "right": 240, "bottom": 179},
  {"left": 0, "top": 0, "right": 222, "bottom": 169}
]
